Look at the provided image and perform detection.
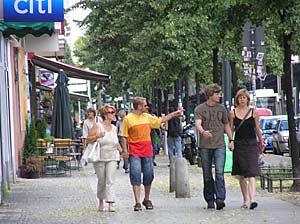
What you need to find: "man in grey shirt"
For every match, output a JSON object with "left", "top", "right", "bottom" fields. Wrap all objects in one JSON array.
[{"left": 194, "top": 84, "right": 234, "bottom": 210}]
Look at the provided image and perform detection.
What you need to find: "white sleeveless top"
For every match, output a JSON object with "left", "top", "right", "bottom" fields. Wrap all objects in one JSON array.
[{"left": 98, "top": 123, "right": 120, "bottom": 161}]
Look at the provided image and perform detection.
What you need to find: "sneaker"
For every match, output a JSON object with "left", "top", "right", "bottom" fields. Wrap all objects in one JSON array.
[
  {"left": 125, "top": 169, "right": 129, "bottom": 174},
  {"left": 207, "top": 201, "right": 215, "bottom": 209},
  {"left": 216, "top": 199, "right": 225, "bottom": 210}
]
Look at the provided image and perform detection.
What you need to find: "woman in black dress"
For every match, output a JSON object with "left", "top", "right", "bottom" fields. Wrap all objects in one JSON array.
[{"left": 229, "top": 89, "right": 264, "bottom": 210}]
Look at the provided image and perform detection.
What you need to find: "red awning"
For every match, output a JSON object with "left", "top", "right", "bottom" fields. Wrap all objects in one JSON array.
[{"left": 31, "top": 55, "right": 110, "bottom": 82}]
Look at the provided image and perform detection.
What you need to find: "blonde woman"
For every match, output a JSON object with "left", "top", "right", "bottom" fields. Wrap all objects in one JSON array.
[
  {"left": 229, "top": 89, "right": 264, "bottom": 210},
  {"left": 87, "top": 104, "right": 122, "bottom": 212}
]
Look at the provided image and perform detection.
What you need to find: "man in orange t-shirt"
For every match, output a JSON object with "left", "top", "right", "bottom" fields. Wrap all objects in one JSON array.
[{"left": 122, "top": 97, "right": 182, "bottom": 211}]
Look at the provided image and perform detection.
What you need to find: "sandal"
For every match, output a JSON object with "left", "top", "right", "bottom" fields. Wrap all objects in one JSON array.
[
  {"left": 134, "top": 203, "right": 142, "bottom": 211},
  {"left": 250, "top": 202, "right": 258, "bottom": 210},
  {"left": 241, "top": 204, "right": 248, "bottom": 209},
  {"left": 98, "top": 207, "right": 106, "bottom": 212},
  {"left": 142, "top": 199, "right": 154, "bottom": 210}
]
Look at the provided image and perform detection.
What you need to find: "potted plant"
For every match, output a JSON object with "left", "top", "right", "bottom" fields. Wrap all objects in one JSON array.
[
  {"left": 21, "top": 118, "right": 41, "bottom": 178},
  {"left": 36, "top": 116, "right": 48, "bottom": 139},
  {"left": 41, "top": 92, "right": 53, "bottom": 108},
  {"left": 23, "top": 154, "right": 42, "bottom": 178},
  {"left": 44, "top": 135, "right": 54, "bottom": 144}
]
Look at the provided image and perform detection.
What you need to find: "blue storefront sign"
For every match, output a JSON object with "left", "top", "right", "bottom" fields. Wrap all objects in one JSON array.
[{"left": 3, "top": 0, "right": 64, "bottom": 22}]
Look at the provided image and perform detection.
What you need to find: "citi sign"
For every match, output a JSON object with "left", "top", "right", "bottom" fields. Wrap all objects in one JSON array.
[{"left": 4, "top": 0, "right": 64, "bottom": 22}]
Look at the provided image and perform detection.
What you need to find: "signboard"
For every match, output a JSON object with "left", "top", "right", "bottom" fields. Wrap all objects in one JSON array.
[
  {"left": 40, "top": 70, "right": 55, "bottom": 87},
  {"left": 0, "top": 0, "right": 3, "bottom": 20},
  {"left": 3, "top": 0, "right": 64, "bottom": 22}
]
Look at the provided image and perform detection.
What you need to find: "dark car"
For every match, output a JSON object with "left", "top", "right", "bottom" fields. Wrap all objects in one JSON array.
[{"left": 260, "top": 115, "right": 286, "bottom": 151}]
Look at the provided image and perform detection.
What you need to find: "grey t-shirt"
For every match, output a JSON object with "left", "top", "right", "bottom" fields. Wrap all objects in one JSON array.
[{"left": 194, "top": 102, "right": 229, "bottom": 149}]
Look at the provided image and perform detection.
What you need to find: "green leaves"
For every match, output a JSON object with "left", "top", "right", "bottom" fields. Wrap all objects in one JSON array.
[{"left": 71, "top": 0, "right": 300, "bottom": 100}]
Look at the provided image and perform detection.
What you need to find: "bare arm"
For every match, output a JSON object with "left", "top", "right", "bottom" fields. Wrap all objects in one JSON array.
[
  {"left": 228, "top": 110, "right": 235, "bottom": 133},
  {"left": 224, "top": 123, "right": 234, "bottom": 141},
  {"left": 86, "top": 123, "right": 105, "bottom": 144},
  {"left": 161, "top": 109, "right": 183, "bottom": 123},
  {"left": 195, "top": 119, "right": 212, "bottom": 139},
  {"left": 254, "top": 110, "right": 264, "bottom": 143},
  {"left": 122, "top": 137, "right": 129, "bottom": 159},
  {"left": 224, "top": 122, "right": 234, "bottom": 150}
]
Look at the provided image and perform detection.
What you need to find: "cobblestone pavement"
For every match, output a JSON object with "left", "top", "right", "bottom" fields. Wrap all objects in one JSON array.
[{"left": 0, "top": 155, "right": 300, "bottom": 224}]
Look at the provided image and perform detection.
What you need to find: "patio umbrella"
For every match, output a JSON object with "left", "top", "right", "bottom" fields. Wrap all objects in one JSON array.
[{"left": 51, "top": 69, "right": 74, "bottom": 139}]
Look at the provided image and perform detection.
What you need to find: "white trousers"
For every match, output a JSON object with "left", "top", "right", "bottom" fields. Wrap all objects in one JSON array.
[{"left": 93, "top": 161, "right": 117, "bottom": 202}]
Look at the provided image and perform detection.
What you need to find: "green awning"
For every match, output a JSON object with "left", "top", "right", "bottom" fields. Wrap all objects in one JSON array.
[{"left": 0, "top": 21, "right": 54, "bottom": 38}]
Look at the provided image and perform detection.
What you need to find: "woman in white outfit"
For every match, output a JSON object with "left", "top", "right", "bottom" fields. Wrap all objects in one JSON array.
[{"left": 87, "top": 104, "right": 122, "bottom": 212}]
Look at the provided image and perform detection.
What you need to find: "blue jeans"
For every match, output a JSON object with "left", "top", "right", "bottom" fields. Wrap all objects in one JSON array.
[
  {"left": 152, "top": 142, "right": 160, "bottom": 161},
  {"left": 129, "top": 156, "right": 154, "bottom": 186},
  {"left": 167, "top": 136, "right": 183, "bottom": 161},
  {"left": 199, "top": 147, "right": 226, "bottom": 203},
  {"left": 118, "top": 136, "right": 128, "bottom": 170}
]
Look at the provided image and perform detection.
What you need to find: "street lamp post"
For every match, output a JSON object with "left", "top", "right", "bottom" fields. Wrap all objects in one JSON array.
[{"left": 250, "top": 27, "right": 257, "bottom": 107}]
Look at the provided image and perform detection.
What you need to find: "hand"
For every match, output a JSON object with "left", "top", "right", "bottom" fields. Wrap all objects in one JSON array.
[
  {"left": 96, "top": 131, "right": 105, "bottom": 139},
  {"left": 122, "top": 151, "right": 129, "bottom": 160},
  {"left": 202, "top": 130, "right": 213, "bottom": 139},
  {"left": 173, "top": 109, "right": 183, "bottom": 117},
  {"left": 228, "top": 141, "right": 234, "bottom": 151},
  {"left": 258, "top": 142, "right": 265, "bottom": 154}
]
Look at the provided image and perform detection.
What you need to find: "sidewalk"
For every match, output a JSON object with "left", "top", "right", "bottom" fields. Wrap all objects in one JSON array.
[{"left": 0, "top": 155, "right": 299, "bottom": 224}]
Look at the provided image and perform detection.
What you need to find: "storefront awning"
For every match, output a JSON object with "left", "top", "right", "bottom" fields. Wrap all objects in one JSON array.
[
  {"left": 36, "top": 83, "right": 90, "bottom": 102},
  {"left": 0, "top": 21, "right": 54, "bottom": 38},
  {"left": 31, "top": 55, "right": 110, "bottom": 82}
]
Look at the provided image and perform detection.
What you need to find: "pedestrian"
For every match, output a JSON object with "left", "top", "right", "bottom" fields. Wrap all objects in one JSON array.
[
  {"left": 151, "top": 111, "right": 161, "bottom": 166},
  {"left": 82, "top": 108, "right": 98, "bottom": 148},
  {"left": 122, "top": 97, "right": 183, "bottom": 211},
  {"left": 166, "top": 106, "right": 183, "bottom": 165},
  {"left": 229, "top": 89, "right": 264, "bottom": 210},
  {"left": 151, "top": 128, "right": 160, "bottom": 166},
  {"left": 116, "top": 109, "right": 129, "bottom": 173},
  {"left": 194, "top": 84, "right": 234, "bottom": 210},
  {"left": 86, "top": 104, "right": 122, "bottom": 212}
]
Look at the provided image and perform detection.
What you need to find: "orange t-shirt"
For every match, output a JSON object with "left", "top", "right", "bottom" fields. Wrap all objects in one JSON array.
[{"left": 122, "top": 113, "right": 162, "bottom": 157}]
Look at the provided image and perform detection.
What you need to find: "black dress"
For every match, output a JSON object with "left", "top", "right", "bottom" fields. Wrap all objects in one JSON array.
[{"left": 232, "top": 109, "right": 260, "bottom": 177}]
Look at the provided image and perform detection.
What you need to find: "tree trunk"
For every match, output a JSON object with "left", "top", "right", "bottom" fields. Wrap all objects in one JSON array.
[
  {"left": 184, "top": 76, "right": 190, "bottom": 123},
  {"left": 213, "top": 48, "right": 219, "bottom": 84},
  {"left": 230, "top": 60, "right": 238, "bottom": 97},
  {"left": 174, "top": 80, "right": 179, "bottom": 107},
  {"left": 163, "top": 89, "right": 169, "bottom": 115},
  {"left": 157, "top": 89, "right": 162, "bottom": 116},
  {"left": 152, "top": 79, "right": 158, "bottom": 113},
  {"left": 283, "top": 32, "right": 300, "bottom": 191},
  {"left": 195, "top": 73, "right": 201, "bottom": 105}
]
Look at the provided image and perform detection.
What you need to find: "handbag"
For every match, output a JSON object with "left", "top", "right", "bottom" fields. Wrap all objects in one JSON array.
[
  {"left": 80, "top": 124, "right": 104, "bottom": 164},
  {"left": 81, "top": 140, "right": 101, "bottom": 163}
]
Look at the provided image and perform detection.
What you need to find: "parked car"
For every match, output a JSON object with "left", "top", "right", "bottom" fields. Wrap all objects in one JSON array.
[
  {"left": 272, "top": 117, "right": 300, "bottom": 155},
  {"left": 288, "top": 118, "right": 300, "bottom": 157},
  {"left": 260, "top": 115, "right": 286, "bottom": 151}
]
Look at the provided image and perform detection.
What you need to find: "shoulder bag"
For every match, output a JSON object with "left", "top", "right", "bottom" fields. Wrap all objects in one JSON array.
[
  {"left": 81, "top": 124, "right": 104, "bottom": 163},
  {"left": 235, "top": 108, "right": 252, "bottom": 132}
]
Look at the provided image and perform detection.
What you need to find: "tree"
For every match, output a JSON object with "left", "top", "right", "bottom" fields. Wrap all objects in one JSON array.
[{"left": 227, "top": 0, "right": 300, "bottom": 191}]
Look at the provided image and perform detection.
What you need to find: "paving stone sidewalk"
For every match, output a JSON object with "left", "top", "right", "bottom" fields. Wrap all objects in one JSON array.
[{"left": 0, "top": 155, "right": 299, "bottom": 224}]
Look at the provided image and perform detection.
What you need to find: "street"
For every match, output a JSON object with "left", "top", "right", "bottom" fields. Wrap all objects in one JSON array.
[{"left": 0, "top": 154, "right": 299, "bottom": 224}]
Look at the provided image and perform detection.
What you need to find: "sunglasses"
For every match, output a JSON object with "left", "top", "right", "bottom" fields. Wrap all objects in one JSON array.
[{"left": 107, "top": 111, "right": 116, "bottom": 114}]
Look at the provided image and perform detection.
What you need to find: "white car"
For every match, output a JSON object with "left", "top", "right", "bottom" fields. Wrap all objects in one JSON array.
[{"left": 272, "top": 118, "right": 289, "bottom": 155}]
